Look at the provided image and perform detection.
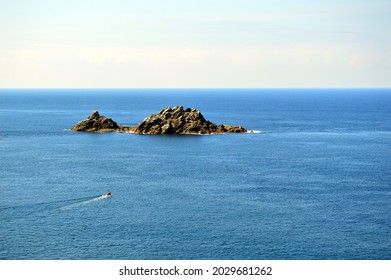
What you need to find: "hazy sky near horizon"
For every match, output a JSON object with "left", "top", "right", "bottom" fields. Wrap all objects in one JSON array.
[{"left": 0, "top": 0, "right": 390, "bottom": 88}]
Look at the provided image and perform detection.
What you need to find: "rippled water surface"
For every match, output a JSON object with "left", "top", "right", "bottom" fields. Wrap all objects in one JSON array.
[{"left": 0, "top": 89, "right": 390, "bottom": 259}]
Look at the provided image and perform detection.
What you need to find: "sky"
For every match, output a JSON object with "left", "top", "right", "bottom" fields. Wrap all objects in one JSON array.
[{"left": 0, "top": 0, "right": 390, "bottom": 88}]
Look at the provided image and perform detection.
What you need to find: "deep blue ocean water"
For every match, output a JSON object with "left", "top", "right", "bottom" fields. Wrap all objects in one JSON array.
[{"left": 0, "top": 89, "right": 390, "bottom": 260}]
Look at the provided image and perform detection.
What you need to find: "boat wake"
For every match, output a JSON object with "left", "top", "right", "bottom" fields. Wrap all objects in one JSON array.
[
  {"left": 59, "top": 193, "right": 111, "bottom": 211},
  {"left": 0, "top": 195, "right": 101, "bottom": 220},
  {"left": 246, "top": 130, "right": 262, "bottom": 134}
]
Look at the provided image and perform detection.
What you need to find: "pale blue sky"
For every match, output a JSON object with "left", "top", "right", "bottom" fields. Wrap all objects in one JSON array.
[{"left": 0, "top": 0, "right": 390, "bottom": 88}]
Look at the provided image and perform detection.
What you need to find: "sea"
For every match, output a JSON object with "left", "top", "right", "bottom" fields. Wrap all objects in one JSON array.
[{"left": 0, "top": 88, "right": 390, "bottom": 260}]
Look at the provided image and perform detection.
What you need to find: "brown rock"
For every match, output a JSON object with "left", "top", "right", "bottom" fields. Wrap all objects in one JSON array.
[
  {"left": 133, "top": 106, "right": 246, "bottom": 134},
  {"left": 71, "top": 107, "right": 247, "bottom": 134},
  {"left": 71, "top": 111, "right": 120, "bottom": 132}
]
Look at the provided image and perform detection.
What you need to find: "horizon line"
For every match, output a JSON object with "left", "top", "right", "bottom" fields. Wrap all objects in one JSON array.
[{"left": 0, "top": 87, "right": 390, "bottom": 90}]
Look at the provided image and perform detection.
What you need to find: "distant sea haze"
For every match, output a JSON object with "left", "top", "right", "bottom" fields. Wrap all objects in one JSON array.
[{"left": 0, "top": 89, "right": 390, "bottom": 259}]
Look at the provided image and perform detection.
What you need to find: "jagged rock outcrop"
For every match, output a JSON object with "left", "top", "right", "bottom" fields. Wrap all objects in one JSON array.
[
  {"left": 133, "top": 106, "right": 246, "bottom": 134},
  {"left": 71, "top": 111, "right": 121, "bottom": 132},
  {"left": 71, "top": 107, "right": 247, "bottom": 134}
]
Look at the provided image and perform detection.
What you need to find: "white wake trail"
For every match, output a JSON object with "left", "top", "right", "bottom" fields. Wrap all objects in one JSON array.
[
  {"left": 60, "top": 195, "right": 110, "bottom": 211},
  {"left": 246, "top": 130, "right": 262, "bottom": 134}
]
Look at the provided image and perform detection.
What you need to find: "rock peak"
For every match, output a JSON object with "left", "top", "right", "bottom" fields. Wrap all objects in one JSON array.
[
  {"left": 71, "top": 107, "right": 247, "bottom": 134},
  {"left": 88, "top": 111, "right": 100, "bottom": 120},
  {"left": 71, "top": 111, "right": 119, "bottom": 132},
  {"left": 134, "top": 106, "right": 245, "bottom": 134}
]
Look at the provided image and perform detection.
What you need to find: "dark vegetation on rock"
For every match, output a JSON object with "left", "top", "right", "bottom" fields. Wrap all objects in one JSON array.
[{"left": 71, "top": 107, "right": 247, "bottom": 134}]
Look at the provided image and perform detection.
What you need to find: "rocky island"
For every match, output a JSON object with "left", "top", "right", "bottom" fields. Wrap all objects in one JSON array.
[
  {"left": 71, "top": 111, "right": 132, "bottom": 132},
  {"left": 71, "top": 106, "right": 247, "bottom": 134}
]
